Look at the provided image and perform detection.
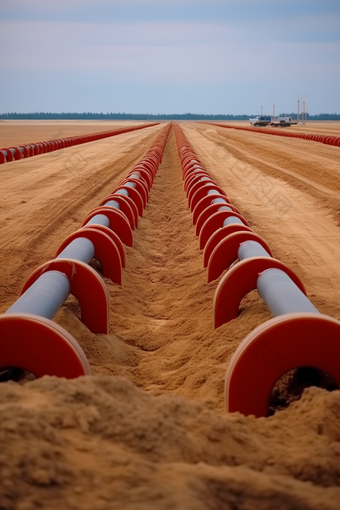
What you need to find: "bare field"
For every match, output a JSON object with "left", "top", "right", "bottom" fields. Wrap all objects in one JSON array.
[
  {"left": 1, "top": 122, "right": 340, "bottom": 509},
  {"left": 0, "top": 119, "right": 155, "bottom": 148}
]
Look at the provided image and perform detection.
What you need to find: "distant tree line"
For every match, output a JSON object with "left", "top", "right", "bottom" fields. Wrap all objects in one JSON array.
[
  {"left": 0, "top": 112, "right": 251, "bottom": 120},
  {"left": 0, "top": 112, "right": 339, "bottom": 120}
]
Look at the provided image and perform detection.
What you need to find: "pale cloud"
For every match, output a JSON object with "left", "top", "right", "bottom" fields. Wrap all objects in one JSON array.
[
  {"left": 1, "top": 19, "right": 339, "bottom": 88},
  {"left": 0, "top": 1, "right": 339, "bottom": 113},
  {"left": 0, "top": 19, "right": 243, "bottom": 58},
  {"left": 2, "top": 0, "right": 272, "bottom": 10}
]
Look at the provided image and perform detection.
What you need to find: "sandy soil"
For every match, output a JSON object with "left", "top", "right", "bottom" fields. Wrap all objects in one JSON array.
[
  {"left": 0, "top": 120, "right": 156, "bottom": 148},
  {"left": 1, "top": 122, "right": 340, "bottom": 509}
]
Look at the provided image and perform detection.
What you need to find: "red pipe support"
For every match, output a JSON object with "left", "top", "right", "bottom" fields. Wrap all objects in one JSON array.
[
  {"left": 0, "top": 123, "right": 171, "bottom": 380},
  {"left": 174, "top": 123, "right": 340, "bottom": 418},
  {"left": 225, "top": 313, "right": 340, "bottom": 417}
]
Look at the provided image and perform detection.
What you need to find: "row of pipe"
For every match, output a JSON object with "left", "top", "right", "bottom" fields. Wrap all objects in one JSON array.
[
  {"left": 0, "top": 123, "right": 171, "bottom": 381},
  {"left": 0, "top": 123, "right": 159, "bottom": 164},
  {"left": 174, "top": 123, "right": 340, "bottom": 418},
  {"left": 203, "top": 122, "right": 340, "bottom": 148}
]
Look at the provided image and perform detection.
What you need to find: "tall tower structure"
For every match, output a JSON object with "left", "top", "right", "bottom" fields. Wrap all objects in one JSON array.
[
  {"left": 303, "top": 96, "right": 306, "bottom": 124},
  {"left": 297, "top": 94, "right": 300, "bottom": 123}
]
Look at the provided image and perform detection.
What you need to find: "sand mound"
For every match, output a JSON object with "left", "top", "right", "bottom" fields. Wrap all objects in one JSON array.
[{"left": 1, "top": 376, "right": 340, "bottom": 509}]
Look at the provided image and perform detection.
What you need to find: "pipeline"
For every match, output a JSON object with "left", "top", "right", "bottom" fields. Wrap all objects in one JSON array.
[
  {"left": 174, "top": 122, "right": 340, "bottom": 418},
  {"left": 0, "top": 123, "right": 171, "bottom": 381},
  {"left": 0, "top": 123, "right": 160, "bottom": 164},
  {"left": 201, "top": 122, "right": 340, "bottom": 148}
]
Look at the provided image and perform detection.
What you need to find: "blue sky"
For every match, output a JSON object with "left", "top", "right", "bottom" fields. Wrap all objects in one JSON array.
[{"left": 0, "top": 0, "right": 339, "bottom": 114}]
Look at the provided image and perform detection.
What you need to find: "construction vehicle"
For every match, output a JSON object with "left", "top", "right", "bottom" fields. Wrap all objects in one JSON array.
[{"left": 270, "top": 116, "right": 297, "bottom": 127}]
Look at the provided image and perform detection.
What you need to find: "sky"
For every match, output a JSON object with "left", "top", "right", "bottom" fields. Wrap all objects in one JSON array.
[{"left": 0, "top": 0, "right": 339, "bottom": 115}]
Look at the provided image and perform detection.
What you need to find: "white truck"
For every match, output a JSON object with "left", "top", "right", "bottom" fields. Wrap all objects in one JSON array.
[{"left": 249, "top": 116, "right": 271, "bottom": 126}]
